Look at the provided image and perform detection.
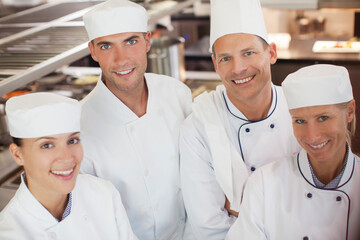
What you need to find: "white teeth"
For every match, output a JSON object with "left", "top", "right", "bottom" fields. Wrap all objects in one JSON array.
[
  {"left": 310, "top": 141, "right": 328, "bottom": 149},
  {"left": 51, "top": 169, "right": 73, "bottom": 176},
  {"left": 117, "top": 69, "right": 132, "bottom": 75},
  {"left": 234, "top": 76, "right": 252, "bottom": 84}
]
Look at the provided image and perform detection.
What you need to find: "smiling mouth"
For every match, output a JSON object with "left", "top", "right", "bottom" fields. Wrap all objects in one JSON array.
[
  {"left": 309, "top": 141, "right": 329, "bottom": 149},
  {"left": 233, "top": 76, "right": 254, "bottom": 84},
  {"left": 50, "top": 168, "right": 74, "bottom": 176},
  {"left": 116, "top": 68, "right": 134, "bottom": 75}
]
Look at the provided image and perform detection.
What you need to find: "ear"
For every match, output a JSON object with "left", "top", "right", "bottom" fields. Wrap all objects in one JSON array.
[
  {"left": 211, "top": 54, "right": 218, "bottom": 72},
  {"left": 145, "top": 31, "right": 152, "bottom": 53},
  {"left": 88, "top": 41, "right": 99, "bottom": 62},
  {"left": 268, "top": 43, "right": 277, "bottom": 65},
  {"left": 9, "top": 143, "right": 24, "bottom": 166},
  {"left": 346, "top": 99, "right": 356, "bottom": 123}
]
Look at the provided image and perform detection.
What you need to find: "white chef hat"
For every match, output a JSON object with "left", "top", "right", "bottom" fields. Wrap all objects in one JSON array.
[
  {"left": 83, "top": 0, "right": 148, "bottom": 41},
  {"left": 209, "top": 0, "right": 269, "bottom": 52},
  {"left": 5, "top": 92, "right": 81, "bottom": 138},
  {"left": 282, "top": 64, "right": 353, "bottom": 110}
]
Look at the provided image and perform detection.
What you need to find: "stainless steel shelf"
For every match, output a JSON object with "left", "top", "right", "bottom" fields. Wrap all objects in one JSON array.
[{"left": 0, "top": 0, "right": 197, "bottom": 96}]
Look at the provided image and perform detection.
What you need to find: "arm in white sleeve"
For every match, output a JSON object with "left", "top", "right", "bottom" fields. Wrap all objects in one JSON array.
[
  {"left": 226, "top": 170, "right": 267, "bottom": 240},
  {"left": 180, "top": 115, "right": 236, "bottom": 240},
  {"left": 112, "top": 184, "right": 139, "bottom": 240}
]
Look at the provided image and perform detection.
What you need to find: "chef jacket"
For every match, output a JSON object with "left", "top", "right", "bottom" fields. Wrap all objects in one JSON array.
[
  {"left": 0, "top": 174, "right": 137, "bottom": 240},
  {"left": 226, "top": 148, "right": 360, "bottom": 240},
  {"left": 180, "top": 84, "right": 300, "bottom": 240},
  {"left": 80, "top": 73, "right": 192, "bottom": 240}
]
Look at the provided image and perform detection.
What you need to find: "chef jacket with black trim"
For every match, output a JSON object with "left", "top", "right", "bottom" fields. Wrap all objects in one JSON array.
[
  {"left": 226, "top": 148, "right": 360, "bottom": 240},
  {"left": 180, "top": 84, "right": 300, "bottom": 240}
]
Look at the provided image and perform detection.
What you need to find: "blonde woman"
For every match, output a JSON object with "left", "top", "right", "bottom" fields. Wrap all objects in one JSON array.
[{"left": 226, "top": 64, "right": 359, "bottom": 240}]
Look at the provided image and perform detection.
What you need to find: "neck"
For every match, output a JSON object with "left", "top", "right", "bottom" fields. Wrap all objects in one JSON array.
[
  {"left": 27, "top": 180, "right": 68, "bottom": 221},
  {"left": 228, "top": 82, "right": 273, "bottom": 121},
  {"left": 309, "top": 144, "right": 347, "bottom": 185},
  {"left": 107, "top": 77, "right": 148, "bottom": 117}
]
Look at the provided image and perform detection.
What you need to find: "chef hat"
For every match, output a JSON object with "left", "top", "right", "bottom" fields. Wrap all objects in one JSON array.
[
  {"left": 209, "top": 0, "right": 268, "bottom": 52},
  {"left": 282, "top": 64, "right": 353, "bottom": 110},
  {"left": 83, "top": 0, "right": 148, "bottom": 41},
  {"left": 5, "top": 92, "right": 81, "bottom": 138}
]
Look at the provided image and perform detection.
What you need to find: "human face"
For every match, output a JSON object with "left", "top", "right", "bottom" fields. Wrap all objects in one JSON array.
[
  {"left": 9, "top": 132, "right": 83, "bottom": 199},
  {"left": 290, "top": 102, "right": 355, "bottom": 165},
  {"left": 89, "top": 31, "right": 151, "bottom": 95},
  {"left": 212, "top": 33, "right": 277, "bottom": 106}
]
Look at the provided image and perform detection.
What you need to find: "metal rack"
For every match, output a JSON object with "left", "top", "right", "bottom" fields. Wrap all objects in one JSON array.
[{"left": 0, "top": 0, "right": 197, "bottom": 96}]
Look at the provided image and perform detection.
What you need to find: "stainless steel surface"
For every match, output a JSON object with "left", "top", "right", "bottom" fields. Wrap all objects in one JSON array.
[
  {"left": 0, "top": 148, "right": 18, "bottom": 185},
  {"left": 0, "top": 187, "right": 17, "bottom": 210},
  {"left": 0, "top": 1, "right": 101, "bottom": 24},
  {"left": 147, "top": 36, "right": 186, "bottom": 82},
  {"left": 0, "top": 0, "right": 197, "bottom": 96}
]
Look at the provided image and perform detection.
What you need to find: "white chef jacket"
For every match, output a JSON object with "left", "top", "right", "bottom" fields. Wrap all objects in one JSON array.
[
  {"left": 80, "top": 73, "right": 192, "bottom": 240},
  {"left": 0, "top": 174, "right": 137, "bottom": 240},
  {"left": 180, "top": 84, "right": 300, "bottom": 240},
  {"left": 226, "top": 148, "right": 360, "bottom": 240}
]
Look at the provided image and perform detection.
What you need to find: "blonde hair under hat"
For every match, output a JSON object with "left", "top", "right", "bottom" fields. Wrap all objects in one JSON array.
[
  {"left": 5, "top": 92, "right": 81, "bottom": 139},
  {"left": 282, "top": 64, "right": 354, "bottom": 110},
  {"left": 209, "top": 0, "right": 268, "bottom": 52},
  {"left": 83, "top": 0, "right": 148, "bottom": 41}
]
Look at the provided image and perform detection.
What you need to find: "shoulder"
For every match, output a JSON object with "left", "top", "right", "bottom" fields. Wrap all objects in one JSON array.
[
  {"left": 0, "top": 191, "right": 23, "bottom": 235},
  {"left": 250, "top": 155, "right": 297, "bottom": 185},
  {"left": 273, "top": 85, "right": 290, "bottom": 109},
  {"left": 75, "top": 174, "right": 117, "bottom": 194},
  {"left": 181, "top": 114, "right": 200, "bottom": 136},
  {"left": 145, "top": 73, "right": 190, "bottom": 92}
]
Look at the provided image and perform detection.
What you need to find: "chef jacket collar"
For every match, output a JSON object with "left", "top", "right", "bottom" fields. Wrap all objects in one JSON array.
[
  {"left": 94, "top": 74, "right": 152, "bottom": 123},
  {"left": 17, "top": 173, "right": 59, "bottom": 224},
  {"left": 223, "top": 83, "right": 277, "bottom": 122},
  {"left": 297, "top": 147, "right": 356, "bottom": 189}
]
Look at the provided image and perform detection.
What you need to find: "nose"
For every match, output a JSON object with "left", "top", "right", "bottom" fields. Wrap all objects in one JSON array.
[
  {"left": 304, "top": 122, "right": 321, "bottom": 143},
  {"left": 58, "top": 145, "right": 74, "bottom": 163},
  {"left": 231, "top": 57, "right": 247, "bottom": 76},
  {"left": 113, "top": 46, "right": 128, "bottom": 66}
]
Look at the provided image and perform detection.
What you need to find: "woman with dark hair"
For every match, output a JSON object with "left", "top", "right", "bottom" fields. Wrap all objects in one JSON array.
[{"left": 0, "top": 92, "right": 137, "bottom": 239}]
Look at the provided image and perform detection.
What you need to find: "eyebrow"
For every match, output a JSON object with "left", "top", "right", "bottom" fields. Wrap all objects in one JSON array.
[
  {"left": 123, "top": 35, "right": 140, "bottom": 42},
  {"left": 34, "top": 132, "right": 80, "bottom": 142},
  {"left": 216, "top": 47, "right": 256, "bottom": 59},
  {"left": 96, "top": 41, "right": 112, "bottom": 47}
]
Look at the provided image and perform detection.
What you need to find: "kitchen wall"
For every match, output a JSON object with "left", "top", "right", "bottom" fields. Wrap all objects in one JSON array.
[{"left": 263, "top": 8, "right": 356, "bottom": 38}]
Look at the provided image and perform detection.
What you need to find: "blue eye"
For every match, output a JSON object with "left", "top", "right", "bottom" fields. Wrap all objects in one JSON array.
[
  {"left": 41, "top": 143, "right": 54, "bottom": 149},
  {"left": 127, "top": 39, "right": 137, "bottom": 45},
  {"left": 294, "top": 119, "right": 305, "bottom": 124},
  {"left": 220, "top": 56, "right": 230, "bottom": 62},
  {"left": 319, "top": 116, "right": 329, "bottom": 122},
  {"left": 100, "top": 45, "right": 110, "bottom": 50},
  {"left": 68, "top": 138, "right": 80, "bottom": 145},
  {"left": 244, "top": 51, "right": 254, "bottom": 56}
]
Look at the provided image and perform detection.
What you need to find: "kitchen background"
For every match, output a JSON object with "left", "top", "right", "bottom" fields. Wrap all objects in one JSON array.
[{"left": 0, "top": 0, "right": 359, "bottom": 210}]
